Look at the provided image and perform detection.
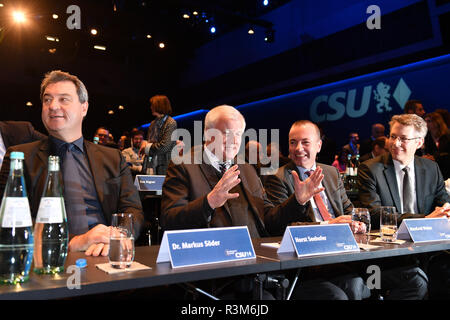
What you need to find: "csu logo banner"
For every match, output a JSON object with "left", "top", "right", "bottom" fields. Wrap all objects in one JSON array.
[
  {"left": 237, "top": 54, "right": 450, "bottom": 146},
  {"left": 310, "top": 77, "right": 411, "bottom": 122}
]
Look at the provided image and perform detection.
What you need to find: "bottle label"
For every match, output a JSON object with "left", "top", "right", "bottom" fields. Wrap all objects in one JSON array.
[
  {"left": 1, "top": 197, "right": 32, "bottom": 228},
  {"left": 36, "top": 197, "right": 64, "bottom": 224}
]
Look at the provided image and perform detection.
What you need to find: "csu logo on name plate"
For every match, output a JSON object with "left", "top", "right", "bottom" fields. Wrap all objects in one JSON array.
[{"left": 310, "top": 77, "right": 411, "bottom": 122}]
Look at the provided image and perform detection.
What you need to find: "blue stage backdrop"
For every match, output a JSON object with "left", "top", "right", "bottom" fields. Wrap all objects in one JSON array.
[{"left": 142, "top": 54, "right": 450, "bottom": 155}]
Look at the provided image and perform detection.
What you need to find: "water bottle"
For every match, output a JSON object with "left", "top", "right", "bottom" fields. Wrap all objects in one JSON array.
[
  {"left": 353, "top": 154, "right": 360, "bottom": 176},
  {"left": 33, "top": 156, "right": 68, "bottom": 274},
  {"left": 0, "top": 151, "right": 34, "bottom": 284}
]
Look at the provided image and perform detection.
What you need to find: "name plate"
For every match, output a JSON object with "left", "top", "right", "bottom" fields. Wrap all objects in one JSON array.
[
  {"left": 397, "top": 218, "right": 450, "bottom": 243},
  {"left": 277, "top": 224, "right": 359, "bottom": 257},
  {"left": 134, "top": 175, "right": 165, "bottom": 193},
  {"left": 156, "top": 227, "right": 256, "bottom": 268}
]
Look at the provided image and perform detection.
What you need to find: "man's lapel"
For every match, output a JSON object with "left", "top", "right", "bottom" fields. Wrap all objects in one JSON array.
[
  {"left": 382, "top": 154, "right": 402, "bottom": 211},
  {"left": 84, "top": 141, "right": 104, "bottom": 205},
  {"left": 414, "top": 157, "right": 426, "bottom": 214}
]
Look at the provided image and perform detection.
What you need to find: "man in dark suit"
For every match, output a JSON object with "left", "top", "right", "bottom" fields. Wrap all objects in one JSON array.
[
  {"left": 358, "top": 114, "right": 449, "bottom": 225},
  {"left": 0, "top": 70, "right": 143, "bottom": 257},
  {"left": 358, "top": 113, "right": 449, "bottom": 299},
  {"left": 161, "top": 105, "right": 332, "bottom": 299},
  {"left": 264, "top": 120, "right": 370, "bottom": 300},
  {"left": 0, "top": 121, "right": 46, "bottom": 168},
  {"left": 161, "top": 106, "right": 323, "bottom": 236}
]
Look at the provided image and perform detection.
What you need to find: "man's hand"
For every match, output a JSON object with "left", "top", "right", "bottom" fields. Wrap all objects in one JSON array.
[
  {"left": 207, "top": 165, "right": 241, "bottom": 209},
  {"left": 328, "top": 215, "right": 352, "bottom": 224},
  {"left": 68, "top": 224, "right": 111, "bottom": 256},
  {"left": 426, "top": 202, "right": 450, "bottom": 218},
  {"left": 291, "top": 168, "right": 325, "bottom": 205}
]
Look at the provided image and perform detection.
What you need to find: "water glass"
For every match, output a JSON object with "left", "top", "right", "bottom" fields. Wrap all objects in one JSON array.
[
  {"left": 109, "top": 213, "right": 135, "bottom": 269},
  {"left": 352, "top": 208, "right": 371, "bottom": 234},
  {"left": 380, "top": 206, "right": 398, "bottom": 242}
]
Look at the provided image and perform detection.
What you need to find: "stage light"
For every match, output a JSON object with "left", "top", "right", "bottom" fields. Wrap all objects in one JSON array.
[
  {"left": 0, "top": 4, "right": 4, "bottom": 8},
  {"left": 193, "top": 11, "right": 198, "bottom": 15},
  {"left": 52, "top": 14, "right": 58, "bottom": 19},
  {"left": 108, "top": 110, "right": 114, "bottom": 115},
  {"left": 210, "top": 26, "right": 216, "bottom": 34},
  {"left": 264, "top": 28, "right": 275, "bottom": 43},
  {"left": 94, "top": 45, "right": 106, "bottom": 50},
  {"left": 118, "top": 105, "right": 124, "bottom": 110},
  {"left": 263, "top": 0, "right": 269, "bottom": 6},
  {"left": 46, "top": 36, "right": 59, "bottom": 42},
  {"left": 146, "top": 34, "right": 152, "bottom": 39},
  {"left": 26, "top": 102, "right": 33, "bottom": 107},
  {"left": 183, "top": 13, "right": 189, "bottom": 19},
  {"left": 48, "top": 48, "right": 56, "bottom": 54},
  {"left": 159, "top": 42, "right": 165, "bottom": 48},
  {"left": 90, "top": 28, "right": 98, "bottom": 35},
  {"left": 12, "top": 11, "right": 26, "bottom": 23},
  {"left": 248, "top": 28, "right": 255, "bottom": 35}
]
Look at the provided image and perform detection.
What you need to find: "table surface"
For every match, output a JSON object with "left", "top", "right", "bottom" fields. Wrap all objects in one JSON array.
[{"left": 1, "top": 234, "right": 449, "bottom": 300}]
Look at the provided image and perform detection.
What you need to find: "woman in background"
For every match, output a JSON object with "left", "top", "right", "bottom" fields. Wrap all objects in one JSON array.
[{"left": 139, "top": 95, "right": 177, "bottom": 175}]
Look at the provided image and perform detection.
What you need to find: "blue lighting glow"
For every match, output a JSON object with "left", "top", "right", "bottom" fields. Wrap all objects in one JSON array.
[
  {"left": 139, "top": 109, "right": 209, "bottom": 129},
  {"left": 263, "top": 0, "right": 269, "bottom": 6},
  {"left": 210, "top": 26, "right": 216, "bottom": 34}
]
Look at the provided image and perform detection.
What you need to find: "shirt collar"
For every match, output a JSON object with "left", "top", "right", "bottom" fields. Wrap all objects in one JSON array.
[
  {"left": 49, "top": 135, "right": 84, "bottom": 155},
  {"left": 204, "top": 145, "right": 233, "bottom": 172},
  {"left": 392, "top": 158, "right": 414, "bottom": 171},
  {"left": 296, "top": 163, "right": 317, "bottom": 178}
]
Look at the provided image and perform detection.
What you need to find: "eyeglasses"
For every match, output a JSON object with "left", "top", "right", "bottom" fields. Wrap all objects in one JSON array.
[{"left": 389, "top": 134, "right": 421, "bottom": 143}]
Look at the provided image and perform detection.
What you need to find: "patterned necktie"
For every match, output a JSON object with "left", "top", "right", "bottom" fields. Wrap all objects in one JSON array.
[
  {"left": 306, "top": 170, "right": 332, "bottom": 221},
  {"left": 402, "top": 167, "right": 414, "bottom": 213},
  {"left": 218, "top": 162, "right": 229, "bottom": 176},
  {"left": 62, "top": 143, "right": 89, "bottom": 235}
]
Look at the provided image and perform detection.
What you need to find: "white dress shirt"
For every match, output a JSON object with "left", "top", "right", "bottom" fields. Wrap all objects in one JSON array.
[{"left": 392, "top": 159, "right": 418, "bottom": 213}]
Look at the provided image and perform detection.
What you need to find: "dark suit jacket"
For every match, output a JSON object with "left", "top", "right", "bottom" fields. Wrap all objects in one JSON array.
[
  {"left": 264, "top": 161, "right": 354, "bottom": 235},
  {"left": 0, "top": 138, "right": 144, "bottom": 237},
  {"left": 0, "top": 121, "right": 46, "bottom": 149},
  {"left": 357, "top": 153, "right": 450, "bottom": 228},
  {"left": 160, "top": 146, "right": 304, "bottom": 237}
]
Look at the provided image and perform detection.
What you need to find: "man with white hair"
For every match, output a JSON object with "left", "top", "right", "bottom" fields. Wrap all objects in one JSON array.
[
  {"left": 161, "top": 105, "right": 370, "bottom": 300},
  {"left": 161, "top": 105, "right": 323, "bottom": 237}
]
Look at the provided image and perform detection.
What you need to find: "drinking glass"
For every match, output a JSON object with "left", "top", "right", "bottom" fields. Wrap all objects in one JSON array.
[
  {"left": 109, "top": 213, "right": 135, "bottom": 269},
  {"left": 379, "top": 206, "right": 398, "bottom": 242},
  {"left": 352, "top": 208, "right": 371, "bottom": 233}
]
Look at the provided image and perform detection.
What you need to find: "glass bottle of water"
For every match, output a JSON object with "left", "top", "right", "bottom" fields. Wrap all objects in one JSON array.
[
  {"left": 0, "top": 151, "right": 34, "bottom": 284},
  {"left": 33, "top": 156, "right": 68, "bottom": 274}
]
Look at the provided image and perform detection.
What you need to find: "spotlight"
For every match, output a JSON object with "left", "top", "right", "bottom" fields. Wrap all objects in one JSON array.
[
  {"left": 52, "top": 14, "right": 58, "bottom": 19},
  {"left": 26, "top": 101, "right": 33, "bottom": 107},
  {"left": 90, "top": 28, "right": 98, "bottom": 35},
  {"left": 210, "top": 26, "right": 216, "bottom": 34},
  {"left": 183, "top": 13, "right": 190, "bottom": 19},
  {"left": 12, "top": 11, "right": 26, "bottom": 23},
  {"left": 248, "top": 28, "right": 255, "bottom": 35},
  {"left": 264, "top": 28, "right": 275, "bottom": 43},
  {"left": 146, "top": 34, "right": 152, "bottom": 39},
  {"left": 94, "top": 45, "right": 106, "bottom": 50},
  {"left": 263, "top": 0, "right": 269, "bottom": 6},
  {"left": 159, "top": 42, "right": 165, "bottom": 48}
]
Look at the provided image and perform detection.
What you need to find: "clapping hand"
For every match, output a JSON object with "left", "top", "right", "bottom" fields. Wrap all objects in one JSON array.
[
  {"left": 291, "top": 167, "right": 325, "bottom": 205},
  {"left": 207, "top": 165, "right": 241, "bottom": 209}
]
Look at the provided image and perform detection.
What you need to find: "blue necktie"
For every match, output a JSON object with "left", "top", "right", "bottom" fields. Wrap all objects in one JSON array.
[{"left": 62, "top": 143, "right": 89, "bottom": 235}]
